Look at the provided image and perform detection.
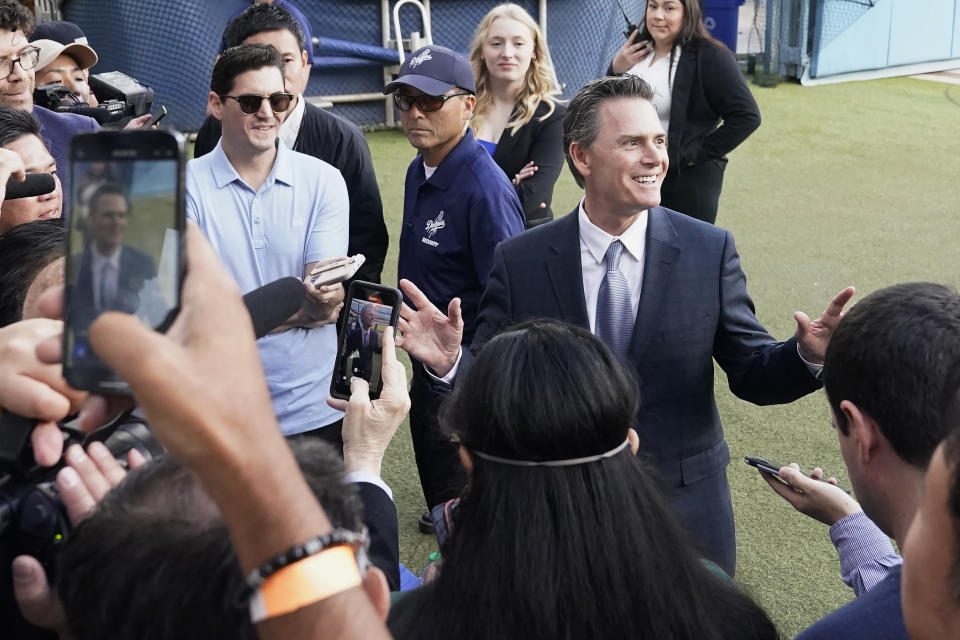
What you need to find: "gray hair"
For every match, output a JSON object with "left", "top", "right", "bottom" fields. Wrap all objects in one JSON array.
[{"left": 562, "top": 75, "right": 655, "bottom": 188}]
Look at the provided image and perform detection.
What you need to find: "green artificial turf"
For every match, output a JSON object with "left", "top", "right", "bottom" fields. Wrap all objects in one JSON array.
[{"left": 365, "top": 75, "right": 960, "bottom": 638}]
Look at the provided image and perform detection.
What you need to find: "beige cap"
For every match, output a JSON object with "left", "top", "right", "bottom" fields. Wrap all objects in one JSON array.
[{"left": 33, "top": 38, "right": 98, "bottom": 72}]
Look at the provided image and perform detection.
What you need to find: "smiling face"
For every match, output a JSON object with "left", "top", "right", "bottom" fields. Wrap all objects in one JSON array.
[
  {"left": 397, "top": 86, "right": 475, "bottom": 167},
  {"left": 646, "top": 0, "right": 685, "bottom": 49},
  {"left": 210, "top": 66, "right": 286, "bottom": 158},
  {"left": 481, "top": 17, "right": 535, "bottom": 86},
  {"left": 0, "top": 134, "right": 62, "bottom": 234},
  {"left": 572, "top": 97, "right": 668, "bottom": 228},
  {"left": 0, "top": 28, "right": 35, "bottom": 110},
  {"left": 901, "top": 443, "right": 960, "bottom": 640},
  {"left": 88, "top": 192, "right": 128, "bottom": 254},
  {"left": 36, "top": 53, "right": 92, "bottom": 104}
]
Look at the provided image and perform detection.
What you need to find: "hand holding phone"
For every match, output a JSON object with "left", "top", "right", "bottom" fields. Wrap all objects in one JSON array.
[
  {"left": 309, "top": 254, "right": 365, "bottom": 287},
  {"left": 747, "top": 457, "right": 860, "bottom": 526},
  {"left": 143, "top": 105, "right": 168, "bottom": 128}
]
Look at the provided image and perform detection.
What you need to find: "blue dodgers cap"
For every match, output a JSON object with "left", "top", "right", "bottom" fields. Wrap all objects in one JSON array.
[
  {"left": 29, "top": 21, "right": 90, "bottom": 46},
  {"left": 383, "top": 45, "right": 475, "bottom": 96}
]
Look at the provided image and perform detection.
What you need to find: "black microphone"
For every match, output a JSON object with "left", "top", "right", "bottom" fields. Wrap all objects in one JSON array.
[
  {"left": 242, "top": 277, "right": 306, "bottom": 339},
  {"left": 4, "top": 173, "right": 56, "bottom": 200}
]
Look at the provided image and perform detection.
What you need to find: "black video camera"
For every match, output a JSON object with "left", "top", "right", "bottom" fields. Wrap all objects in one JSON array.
[{"left": 33, "top": 70, "right": 154, "bottom": 126}]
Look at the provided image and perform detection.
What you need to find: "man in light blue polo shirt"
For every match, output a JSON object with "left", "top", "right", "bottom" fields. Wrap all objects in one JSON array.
[{"left": 186, "top": 44, "right": 348, "bottom": 441}]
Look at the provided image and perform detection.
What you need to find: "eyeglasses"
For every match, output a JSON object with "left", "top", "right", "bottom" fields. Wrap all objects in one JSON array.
[
  {"left": 393, "top": 92, "right": 471, "bottom": 113},
  {"left": 2, "top": 47, "right": 40, "bottom": 76},
  {"left": 219, "top": 92, "right": 294, "bottom": 115}
]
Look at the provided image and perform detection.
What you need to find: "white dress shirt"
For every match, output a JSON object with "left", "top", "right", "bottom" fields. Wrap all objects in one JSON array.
[
  {"left": 627, "top": 46, "right": 682, "bottom": 134},
  {"left": 578, "top": 200, "right": 647, "bottom": 332},
  {"left": 279, "top": 93, "right": 307, "bottom": 150}
]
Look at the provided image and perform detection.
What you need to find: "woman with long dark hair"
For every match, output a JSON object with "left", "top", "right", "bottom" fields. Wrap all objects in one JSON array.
[
  {"left": 388, "top": 320, "right": 778, "bottom": 640},
  {"left": 469, "top": 3, "right": 564, "bottom": 228},
  {"left": 609, "top": 0, "right": 760, "bottom": 225}
]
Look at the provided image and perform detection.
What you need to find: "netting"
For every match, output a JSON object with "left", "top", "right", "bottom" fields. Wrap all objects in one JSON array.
[
  {"left": 815, "top": 0, "right": 875, "bottom": 50},
  {"left": 64, "top": 0, "right": 650, "bottom": 130}
]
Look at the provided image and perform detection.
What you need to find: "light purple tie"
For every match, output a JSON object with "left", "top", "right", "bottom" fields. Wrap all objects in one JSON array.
[{"left": 595, "top": 240, "right": 631, "bottom": 359}]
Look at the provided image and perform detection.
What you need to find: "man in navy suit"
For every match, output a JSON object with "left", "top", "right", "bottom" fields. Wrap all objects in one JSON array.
[
  {"left": 396, "top": 75, "right": 853, "bottom": 575},
  {"left": 70, "top": 183, "right": 157, "bottom": 334},
  {"left": 344, "top": 304, "right": 381, "bottom": 381}
]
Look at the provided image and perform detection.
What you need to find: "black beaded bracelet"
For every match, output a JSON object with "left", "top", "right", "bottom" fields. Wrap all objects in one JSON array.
[{"left": 239, "top": 528, "right": 369, "bottom": 600}]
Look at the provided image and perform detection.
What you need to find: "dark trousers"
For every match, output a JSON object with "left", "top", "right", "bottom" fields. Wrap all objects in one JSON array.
[
  {"left": 409, "top": 361, "right": 467, "bottom": 509},
  {"left": 665, "top": 467, "right": 737, "bottom": 576},
  {"left": 287, "top": 419, "right": 344, "bottom": 457},
  {"left": 660, "top": 159, "right": 726, "bottom": 225}
]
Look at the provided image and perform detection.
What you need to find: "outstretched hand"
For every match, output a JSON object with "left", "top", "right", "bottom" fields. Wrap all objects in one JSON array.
[
  {"left": 395, "top": 279, "right": 463, "bottom": 377},
  {"left": 759, "top": 462, "right": 861, "bottom": 526},
  {"left": 795, "top": 286, "right": 855, "bottom": 364}
]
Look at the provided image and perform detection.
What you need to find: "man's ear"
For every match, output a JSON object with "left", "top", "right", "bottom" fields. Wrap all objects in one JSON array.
[
  {"left": 839, "top": 399, "right": 882, "bottom": 464},
  {"left": 628, "top": 428, "right": 640, "bottom": 455},
  {"left": 458, "top": 445, "right": 473, "bottom": 477},
  {"left": 462, "top": 94, "right": 477, "bottom": 121},
  {"left": 569, "top": 141, "right": 591, "bottom": 178},
  {"left": 208, "top": 91, "right": 224, "bottom": 121},
  {"left": 361, "top": 567, "right": 391, "bottom": 621}
]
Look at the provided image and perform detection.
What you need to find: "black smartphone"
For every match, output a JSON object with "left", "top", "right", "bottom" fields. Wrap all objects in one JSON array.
[
  {"left": 63, "top": 129, "right": 186, "bottom": 393},
  {"left": 330, "top": 281, "right": 402, "bottom": 400},
  {"left": 143, "top": 105, "right": 168, "bottom": 128},
  {"left": 745, "top": 455, "right": 852, "bottom": 494},
  {"left": 744, "top": 455, "right": 782, "bottom": 476}
]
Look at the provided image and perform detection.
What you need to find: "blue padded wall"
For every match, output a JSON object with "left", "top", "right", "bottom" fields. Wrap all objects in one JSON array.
[{"left": 65, "top": 0, "right": 644, "bottom": 130}]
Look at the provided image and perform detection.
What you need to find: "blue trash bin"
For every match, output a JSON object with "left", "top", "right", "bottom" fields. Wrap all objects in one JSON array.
[{"left": 702, "top": 0, "right": 745, "bottom": 52}]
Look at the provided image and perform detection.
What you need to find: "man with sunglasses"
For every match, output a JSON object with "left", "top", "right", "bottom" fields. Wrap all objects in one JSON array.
[
  {"left": 186, "top": 44, "right": 350, "bottom": 443},
  {"left": 383, "top": 44, "right": 524, "bottom": 528},
  {"left": 195, "top": 3, "right": 387, "bottom": 288}
]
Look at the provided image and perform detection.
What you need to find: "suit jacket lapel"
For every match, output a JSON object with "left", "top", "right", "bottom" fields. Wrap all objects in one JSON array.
[
  {"left": 630, "top": 208, "right": 681, "bottom": 361},
  {"left": 546, "top": 210, "right": 590, "bottom": 329}
]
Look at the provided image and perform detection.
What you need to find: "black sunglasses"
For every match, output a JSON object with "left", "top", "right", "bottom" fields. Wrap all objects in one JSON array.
[
  {"left": 393, "top": 92, "right": 471, "bottom": 113},
  {"left": 220, "top": 92, "right": 294, "bottom": 114}
]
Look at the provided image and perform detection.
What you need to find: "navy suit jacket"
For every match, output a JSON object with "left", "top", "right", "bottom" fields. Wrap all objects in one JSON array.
[{"left": 469, "top": 206, "right": 821, "bottom": 488}]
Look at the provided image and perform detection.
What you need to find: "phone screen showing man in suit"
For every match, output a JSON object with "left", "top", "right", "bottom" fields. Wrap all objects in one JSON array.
[
  {"left": 63, "top": 130, "right": 185, "bottom": 393},
  {"left": 331, "top": 282, "right": 401, "bottom": 400}
]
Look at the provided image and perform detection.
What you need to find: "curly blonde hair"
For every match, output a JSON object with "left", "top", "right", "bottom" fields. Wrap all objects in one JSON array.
[{"left": 469, "top": 3, "right": 561, "bottom": 137}]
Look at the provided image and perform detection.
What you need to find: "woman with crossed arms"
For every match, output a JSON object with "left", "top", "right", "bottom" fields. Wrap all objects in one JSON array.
[{"left": 469, "top": 3, "right": 564, "bottom": 228}]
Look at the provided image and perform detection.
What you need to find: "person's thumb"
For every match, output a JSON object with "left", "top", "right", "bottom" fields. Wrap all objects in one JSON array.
[
  {"left": 779, "top": 465, "right": 815, "bottom": 492},
  {"left": 12, "top": 555, "right": 56, "bottom": 624}
]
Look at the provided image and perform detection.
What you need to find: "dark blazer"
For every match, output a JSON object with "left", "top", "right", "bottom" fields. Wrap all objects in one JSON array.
[
  {"left": 465, "top": 207, "right": 820, "bottom": 570},
  {"left": 194, "top": 102, "right": 389, "bottom": 284},
  {"left": 609, "top": 40, "right": 760, "bottom": 169},
  {"left": 344, "top": 325, "right": 381, "bottom": 381},
  {"left": 356, "top": 481, "right": 401, "bottom": 591},
  {"left": 72, "top": 245, "right": 156, "bottom": 328},
  {"left": 489, "top": 101, "right": 566, "bottom": 227}
]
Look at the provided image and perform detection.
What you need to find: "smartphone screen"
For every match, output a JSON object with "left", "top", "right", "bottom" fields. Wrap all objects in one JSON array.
[
  {"left": 63, "top": 130, "right": 185, "bottom": 393},
  {"left": 331, "top": 282, "right": 402, "bottom": 400}
]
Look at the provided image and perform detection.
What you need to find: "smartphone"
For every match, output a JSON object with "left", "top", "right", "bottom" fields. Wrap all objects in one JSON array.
[
  {"left": 744, "top": 455, "right": 782, "bottom": 476},
  {"left": 330, "top": 281, "right": 402, "bottom": 400},
  {"left": 63, "top": 129, "right": 186, "bottom": 393},
  {"left": 143, "top": 105, "right": 168, "bottom": 128},
  {"left": 309, "top": 254, "right": 365, "bottom": 287},
  {"left": 745, "top": 455, "right": 852, "bottom": 494}
]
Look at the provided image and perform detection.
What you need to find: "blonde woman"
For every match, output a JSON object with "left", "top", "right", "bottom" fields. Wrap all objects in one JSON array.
[{"left": 469, "top": 3, "right": 563, "bottom": 227}]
